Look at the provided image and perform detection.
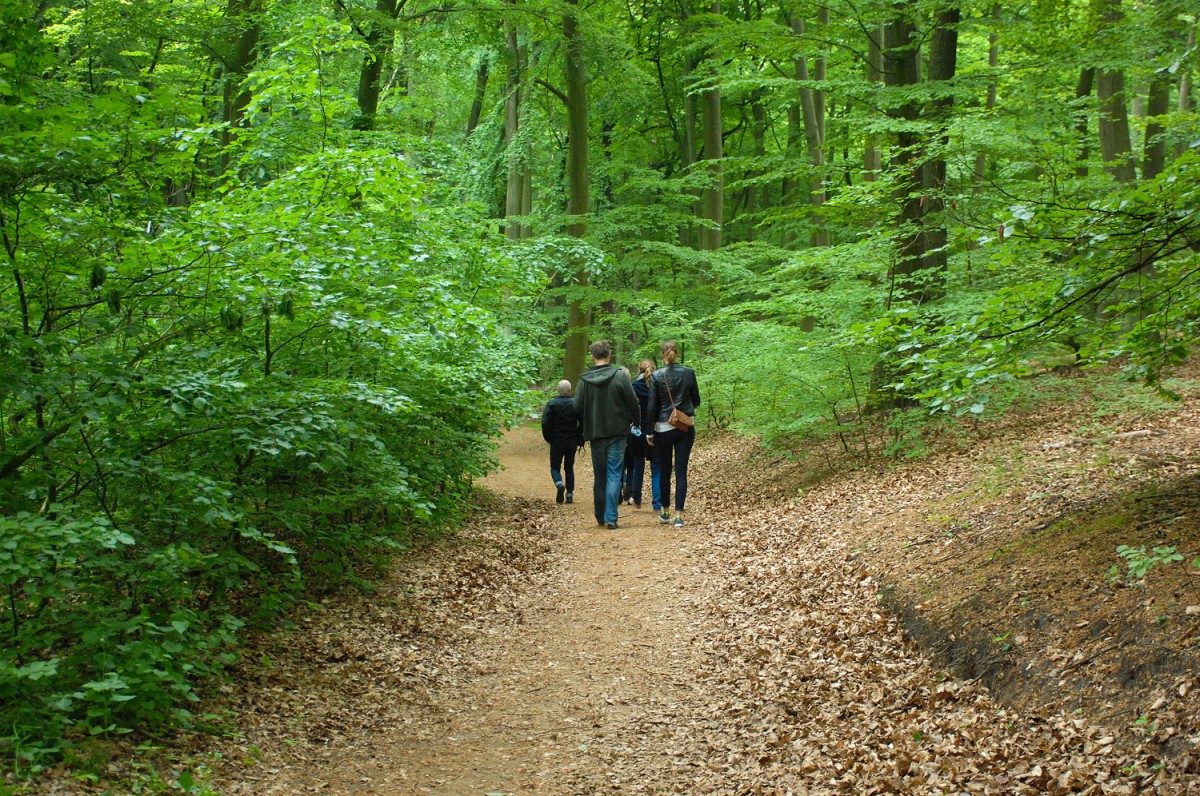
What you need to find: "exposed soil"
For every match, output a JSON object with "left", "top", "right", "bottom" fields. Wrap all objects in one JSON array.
[{"left": 26, "top": 378, "right": 1200, "bottom": 794}]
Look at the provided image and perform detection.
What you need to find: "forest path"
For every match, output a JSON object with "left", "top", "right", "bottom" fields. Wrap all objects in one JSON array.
[
  {"left": 216, "top": 424, "right": 718, "bottom": 794},
  {"left": 363, "top": 425, "right": 710, "bottom": 793},
  {"left": 208, "top": 424, "right": 1188, "bottom": 795}
]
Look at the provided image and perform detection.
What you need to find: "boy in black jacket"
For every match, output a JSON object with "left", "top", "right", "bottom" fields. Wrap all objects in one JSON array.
[{"left": 541, "top": 380, "right": 583, "bottom": 504}]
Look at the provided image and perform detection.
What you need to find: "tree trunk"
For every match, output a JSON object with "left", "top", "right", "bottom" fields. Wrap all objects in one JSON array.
[
  {"left": 920, "top": 9, "right": 958, "bottom": 292},
  {"left": 1095, "top": 0, "right": 1135, "bottom": 182},
  {"left": 219, "top": 0, "right": 263, "bottom": 170},
  {"left": 465, "top": 54, "right": 489, "bottom": 136},
  {"left": 863, "top": 26, "right": 883, "bottom": 180},
  {"left": 973, "top": 4, "right": 1000, "bottom": 186},
  {"left": 883, "top": 8, "right": 924, "bottom": 308},
  {"left": 1178, "top": 27, "right": 1196, "bottom": 158},
  {"left": 503, "top": 19, "right": 531, "bottom": 239},
  {"left": 562, "top": 0, "right": 591, "bottom": 384},
  {"left": 1142, "top": 71, "right": 1170, "bottom": 180},
  {"left": 698, "top": 0, "right": 723, "bottom": 252},
  {"left": 354, "top": 0, "right": 401, "bottom": 131},
  {"left": 1097, "top": 67, "right": 1136, "bottom": 181},
  {"left": 789, "top": 11, "right": 829, "bottom": 247},
  {"left": 1074, "top": 67, "right": 1095, "bottom": 177}
]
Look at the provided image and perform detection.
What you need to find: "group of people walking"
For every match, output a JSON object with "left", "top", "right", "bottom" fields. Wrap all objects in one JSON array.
[{"left": 541, "top": 340, "right": 700, "bottom": 530}]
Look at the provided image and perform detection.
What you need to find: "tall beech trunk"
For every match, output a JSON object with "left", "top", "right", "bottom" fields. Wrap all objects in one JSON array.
[
  {"left": 746, "top": 93, "right": 768, "bottom": 238},
  {"left": 883, "top": 9, "right": 924, "bottom": 308},
  {"left": 863, "top": 26, "right": 883, "bottom": 180},
  {"left": 219, "top": 0, "right": 263, "bottom": 170},
  {"left": 503, "top": 19, "right": 531, "bottom": 239},
  {"left": 698, "top": 0, "right": 723, "bottom": 252},
  {"left": 466, "top": 55, "right": 489, "bottom": 136},
  {"left": 1095, "top": 0, "right": 1135, "bottom": 182},
  {"left": 973, "top": 4, "right": 1000, "bottom": 187},
  {"left": 1178, "top": 28, "right": 1196, "bottom": 158},
  {"left": 354, "top": 0, "right": 402, "bottom": 131},
  {"left": 678, "top": 51, "right": 699, "bottom": 248},
  {"left": 1142, "top": 72, "right": 1170, "bottom": 180},
  {"left": 1075, "top": 67, "right": 1095, "bottom": 177},
  {"left": 562, "top": 0, "right": 591, "bottom": 384},
  {"left": 921, "top": 9, "right": 958, "bottom": 290},
  {"left": 789, "top": 11, "right": 829, "bottom": 246},
  {"left": 1097, "top": 67, "right": 1135, "bottom": 181}
]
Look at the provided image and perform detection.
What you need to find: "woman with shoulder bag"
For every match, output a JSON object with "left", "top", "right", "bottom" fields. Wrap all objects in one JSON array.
[{"left": 644, "top": 341, "right": 700, "bottom": 528}]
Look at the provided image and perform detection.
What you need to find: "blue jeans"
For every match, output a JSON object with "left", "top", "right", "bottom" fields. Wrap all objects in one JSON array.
[
  {"left": 654, "top": 426, "right": 694, "bottom": 512},
  {"left": 589, "top": 435, "right": 627, "bottom": 524},
  {"left": 624, "top": 453, "right": 661, "bottom": 509}
]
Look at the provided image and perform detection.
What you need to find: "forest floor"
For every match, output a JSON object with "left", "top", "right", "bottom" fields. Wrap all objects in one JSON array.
[{"left": 30, "top": 374, "right": 1200, "bottom": 794}]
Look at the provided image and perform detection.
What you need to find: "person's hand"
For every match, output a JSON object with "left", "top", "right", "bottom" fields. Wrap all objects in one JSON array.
[{"left": 646, "top": 435, "right": 654, "bottom": 447}]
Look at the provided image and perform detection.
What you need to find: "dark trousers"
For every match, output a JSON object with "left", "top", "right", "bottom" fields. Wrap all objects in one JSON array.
[
  {"left": 654, "top": 426, "right": 695, "bottom": 512},
  {"left": 549, "top": 441, "right": 577, "bottom": 492}
]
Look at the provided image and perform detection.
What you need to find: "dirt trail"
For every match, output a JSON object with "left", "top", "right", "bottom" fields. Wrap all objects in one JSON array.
[
  {"left": 369, "top": 427, "right": 710, "bottom": 793},
  {"left": 205, "top": 423, "right": 1195, "bottom": 795},
  {"left": 217, "top": 425, "right": 718, "bottom": 795}
]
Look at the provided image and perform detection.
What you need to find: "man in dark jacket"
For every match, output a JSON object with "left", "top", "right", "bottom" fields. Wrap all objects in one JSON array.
[
  {"left": 573, "top": 341, "right": 640, "bottom": 529},
  {"left": 541, "top": 380, "right": 583, "bottom": 504}
]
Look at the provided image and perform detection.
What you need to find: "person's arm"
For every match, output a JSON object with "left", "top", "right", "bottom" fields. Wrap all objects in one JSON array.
[
  {"left": 541, "top": 402, "right": 553, "bottom": 443},
  {"left": 690, "top": 371, "right": 701, "bottom": 412},
  {"left": 621, "top": 373, "right": 639, "bottom": 425},
  {"left": 645, "top": 374, "right": 660, "bottom": 444}
]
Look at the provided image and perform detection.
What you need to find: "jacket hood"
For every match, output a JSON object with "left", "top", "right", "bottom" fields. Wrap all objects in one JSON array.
[{"left": 579, "top": 364, "right": 622, "bottom": 386}]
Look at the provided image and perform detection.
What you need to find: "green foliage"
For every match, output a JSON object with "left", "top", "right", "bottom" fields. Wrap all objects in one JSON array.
[
  {"left": 1110, "top": 545, "right": 1184, "bottom": 584},
  {"left": 0, "top": 3, "right": 546, "bottom": 768}
]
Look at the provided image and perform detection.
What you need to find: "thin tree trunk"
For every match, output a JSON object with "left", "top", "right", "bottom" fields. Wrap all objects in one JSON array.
[
  {"left": 973, "top": 4, "right": 1000, "bottom": 186},
  {"left": 883, "top": 8, "right": 923, "bottom": 308},
  {"left": 1142, "top": 72, "right": 1170, "bottom": 180},
  {"left": 503, "top": 19, "right": 531, "bottom": 239},
  {"left": 465, "top": 54, "right": 489, "bottom": 136},
  {"left": 1178, "top": 27, "right": 1195, "bottom": 158},
  {"left": 219, "top": 0, "right": 263, "bottom": 170},
  {"left": 921, "top": 9, "right": 958, "bottom": 293},
  {"left": 562, "top": 0, "right": 591, "bottom": 384},
  {"left": 1075, "top": 67, "right": 1095, "bottom": 177},
  {"left": 863, "top": 26, "right": 883, "bottom": 180},
  {"left": 697, "top": 0, "right": 723, "bottom": 253},
  {"left": 790, "top": 12, "right": 829, "bottom": 247},
  {"left": 354, "top": 0, "right": 401, "bottom": 131}
]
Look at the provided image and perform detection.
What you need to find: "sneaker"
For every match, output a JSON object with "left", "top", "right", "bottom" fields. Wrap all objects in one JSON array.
[
  {"left": 565, "top": 492, "right": 573, "bottom": 504},
  {"left": 673, "top": 515, "right": 684, "bottom": 528},
  {"left": 555, "top": 483, "right": 565, "bottom": 504},
  {"left": 659, "top": 510, "right": 671, "bottom": 524},
  {"left": 605, "top": 521, "right": 618, "bottom": 530},
  {"left": 633, "top": 500, "right": 641, "bottom": 509}
]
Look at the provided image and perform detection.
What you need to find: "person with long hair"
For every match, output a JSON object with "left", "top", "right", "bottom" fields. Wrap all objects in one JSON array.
[
  {"left": 645, "top": 341, "right": 700, "bottom": 528},
  {"left": 624, "top": 358, "right": 660, "bottom": 511}
]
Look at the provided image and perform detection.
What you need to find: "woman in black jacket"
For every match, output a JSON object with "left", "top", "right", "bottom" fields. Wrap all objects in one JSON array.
[{"left": 645, "top": 341, "right": 700, "bottom": 527}]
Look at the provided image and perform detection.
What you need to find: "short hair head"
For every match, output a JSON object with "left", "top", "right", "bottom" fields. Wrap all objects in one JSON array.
[
  {"left": 557, "top": 379, "right": 572, "bottom": 396},
  {"left": 660, "top": 340, "right": 679, "bottom": 364},
  {"left": 589, "top": 340, "right": 613, "bottom": 360}
]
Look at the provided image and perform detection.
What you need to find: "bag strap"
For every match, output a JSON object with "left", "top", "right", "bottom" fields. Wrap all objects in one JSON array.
[{"left": 661, "top": 366, "right": 678, "bottom": 409}]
